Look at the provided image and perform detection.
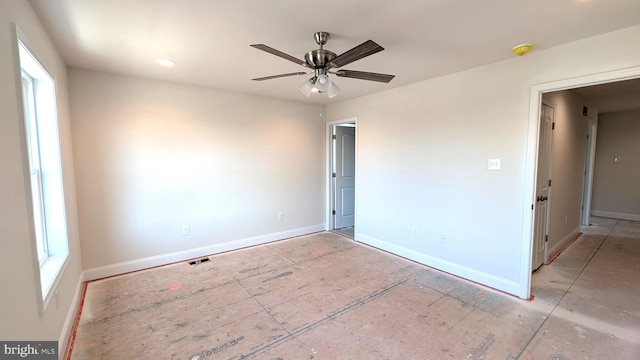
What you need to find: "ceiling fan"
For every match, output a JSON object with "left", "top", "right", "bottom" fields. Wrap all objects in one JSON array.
[{"left": 250, "top": 31, "right": 395, "bottom": 98}]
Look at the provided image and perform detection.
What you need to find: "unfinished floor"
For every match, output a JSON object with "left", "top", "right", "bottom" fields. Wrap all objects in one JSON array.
[{"left": 67, "top": 217, "right": 640, "bottom": 359}]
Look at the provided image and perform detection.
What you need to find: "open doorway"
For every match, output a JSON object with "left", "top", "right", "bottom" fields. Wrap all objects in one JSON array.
[
  {"left": 531, "top": 94, "right": 598, "bottom": 272},
  {"left": 523, "top": 66, "right": 640, "bottom": 299},
  {"left": 328, "top": 118, "right": 356, "bottom": 239}
]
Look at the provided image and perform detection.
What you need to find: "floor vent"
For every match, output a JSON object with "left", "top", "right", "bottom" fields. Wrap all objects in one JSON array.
[{"left": 188, "top": 258, "right": 210, "bottom": 265}]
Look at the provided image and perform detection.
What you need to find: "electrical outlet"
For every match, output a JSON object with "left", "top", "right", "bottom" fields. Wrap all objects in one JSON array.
[
  {"left": 277, "top": 212, "right": 284, "bottom": 221},
  {"left": 182, "top": 225, "right": 190, "bottom": 236},
  {"left": 412, "top": 226, "right": 418, "bottom": 237},
  {"left": 440, "top": 234, "right": 447, "bottom": 243}
]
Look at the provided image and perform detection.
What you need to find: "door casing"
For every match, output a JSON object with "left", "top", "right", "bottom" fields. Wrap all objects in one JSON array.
[{"left": 581, "top": 120, "right": 598, "bottom": 226}]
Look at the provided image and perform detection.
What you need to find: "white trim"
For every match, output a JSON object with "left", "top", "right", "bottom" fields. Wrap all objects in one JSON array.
[
  {"left": 59, "top": 276, "right": 84, "bottom": 360},
  {"left": 13, "top": 23, "right": 72, "bottom": 314},
  {"left": 581, "top": 120, "right": 598, "bottom": 226},
  {"left": 356, "top": 233, "right": 525, "bottom": 297},
  {"left": 41, "top": 255, "right": 69, "bottom": 311},
  {"left": 325, "top": 117, "right": 358, "bottom": 231},
  {"left": 83, "top": 225, "right": 325, "bottom": 281},
  {"left": 521, "top": 87, "right": 542, "bottom": 299},
  {"left": 547, "top": 226, "right": 580, "bottom": 261},
  {"left": 540, "top": 101, "right": 556, "bottom": 265},
  {"left": 523, "top": 66, "right": 640, "bottom": 300},
  {"left": 591, "top": 210, "right": 640, "bottom": 222}
]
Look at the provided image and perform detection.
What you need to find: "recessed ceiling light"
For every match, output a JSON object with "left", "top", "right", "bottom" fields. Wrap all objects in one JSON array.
[{"left": 156, "top": 59, "right": 176, "bottom": 67}]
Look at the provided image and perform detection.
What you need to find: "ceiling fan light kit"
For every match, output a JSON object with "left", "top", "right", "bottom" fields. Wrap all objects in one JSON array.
[
  {"left": 297, "top": 69, "right": 340, "bottom": 98},
  {"left": 251, "top": 31, "right": 395, "bottom": 98},
  {"left": 327, "top": 81, "right": 340, "bottom": 98},
  {"left": 298, "top": 78, "right": 315, "bottom": 97}
]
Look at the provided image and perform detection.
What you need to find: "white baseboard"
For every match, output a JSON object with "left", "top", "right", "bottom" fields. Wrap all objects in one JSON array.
[
  {"left": 547, "top": 226, "right": 580, "bottom": 262},
  {"left": 82, "top": 224, "right": 325, "bottom": 282},
  {"left": 58, "top": 275, "right": 84, "bottom": 360},
  {"left": 591, "top": 210, "right": 640, "bottom": 222},
  {"left": 354, "top": 232, "right": 527, "bottom": 299}
]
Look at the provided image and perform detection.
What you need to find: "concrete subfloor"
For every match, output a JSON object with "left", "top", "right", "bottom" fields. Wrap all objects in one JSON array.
[{"left": 67, "top": 217, "right": 640, "bottom": 359}]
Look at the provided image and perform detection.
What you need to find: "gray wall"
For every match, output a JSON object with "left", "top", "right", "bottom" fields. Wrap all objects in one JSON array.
[
  {"left": 543, "top": 90, "right": 595, "bottom": 255},
  {"left": 592, "top": 110, "right": 640, "bottom": 219}
]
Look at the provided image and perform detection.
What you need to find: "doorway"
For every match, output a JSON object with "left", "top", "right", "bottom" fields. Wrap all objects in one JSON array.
[
  {"left": 329, "top": 119, "right": 357, "bottom": 238},
  {"left": 523, "top": 66, "right": 640, "bottom": 299}
]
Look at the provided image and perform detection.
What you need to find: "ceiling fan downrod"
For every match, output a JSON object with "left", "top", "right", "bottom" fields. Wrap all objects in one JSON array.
[{"left": 314, "top": 31, "right": 330, "bottom": 48}]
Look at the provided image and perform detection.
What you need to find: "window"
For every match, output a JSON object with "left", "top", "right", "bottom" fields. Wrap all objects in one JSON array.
[
  {"left": 17, "top": 37, "right": 69, "bottom": 309},
  {"left": 21, "top": 73, "right": 49, "bottom": 265}
]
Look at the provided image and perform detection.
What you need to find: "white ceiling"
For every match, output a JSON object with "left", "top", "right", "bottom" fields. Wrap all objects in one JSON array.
[{"left": 29, "top": 0, "right": 640, "bottom": 105}]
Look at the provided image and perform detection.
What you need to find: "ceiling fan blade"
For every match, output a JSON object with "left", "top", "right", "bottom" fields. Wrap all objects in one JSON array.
[
  {"left": 335, "top": 70, "right": 395, "bottom": 83},
  {"left": 330, "top": 40, "right": 384, "bottom": 68},
  {"left": 252, "top": 72, "right": 308, "bottom": 81},
  {"left": 250, "top": 44, "right": 308, "bottom": 67}
]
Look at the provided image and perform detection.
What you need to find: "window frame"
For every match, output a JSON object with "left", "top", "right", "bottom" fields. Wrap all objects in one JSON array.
[
  {"left": 14, "top": 25, "right": 70, "bottom": 314},
  {"left": 21, "top": 72, "right": 50, "bottom": 266}
]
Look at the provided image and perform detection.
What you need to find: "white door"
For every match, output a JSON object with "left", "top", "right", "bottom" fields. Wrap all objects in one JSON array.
[
  {"left": 532, "top": 104, "right": 554, "bottom": 271},
  {"left": 334, "top": 125, "right": 355, "bottom": 229}
]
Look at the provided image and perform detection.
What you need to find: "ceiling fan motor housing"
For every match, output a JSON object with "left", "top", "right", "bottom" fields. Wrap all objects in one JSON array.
[{"left": 305, "top": 49, "right": 336, "bottom": 69}]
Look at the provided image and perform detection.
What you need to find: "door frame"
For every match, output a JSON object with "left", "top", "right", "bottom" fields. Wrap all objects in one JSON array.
[
  {"left": 334, "top": 124, "right": 356, "bottom": 229},
  {"left": 581, "top": 120, "right": 598, "bottom": 226},
  {"left": 326, "top": 117, "right": 358, "bottom": 232},
  {"left": 521, "top": 66, "right": 640, "bottom": 299}
]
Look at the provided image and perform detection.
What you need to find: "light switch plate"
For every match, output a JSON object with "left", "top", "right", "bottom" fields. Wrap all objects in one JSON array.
[{"left": 488, "top": 159, "right": 502, "bottom": 171}]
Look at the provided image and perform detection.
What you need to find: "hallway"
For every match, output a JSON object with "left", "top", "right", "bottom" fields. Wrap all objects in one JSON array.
[{"left": 525, "top": 216, "right": 640, "bottom": 358}]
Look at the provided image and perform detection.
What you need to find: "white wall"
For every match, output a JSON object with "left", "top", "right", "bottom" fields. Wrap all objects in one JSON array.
[
  {"left": 592, "top": 110, "right": 640, "bottom": 220},
  {"left": 543, "top": 90, "right": 596, "bottom": 255},
  {"left": 69, "top": 69, "right": 326, "bottom": 272},
  {"left": 0, "top": 0, "right": 83, "bottom": 348},
  {"left": 327, "top": 25, "right": 640, "bottom": 297}
]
